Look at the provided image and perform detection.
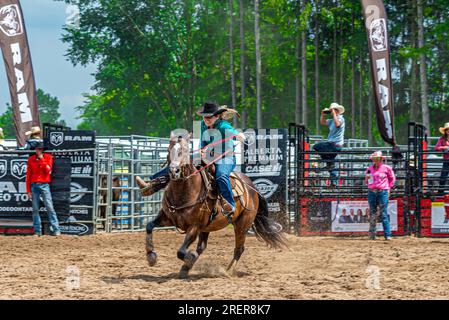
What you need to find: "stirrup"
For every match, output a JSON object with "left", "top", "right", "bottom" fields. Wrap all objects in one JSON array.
[
  {"left": 223, "top": 211, "right": 234, "bottom": 224},
  {"left": 209, "top": 207, "right": 218, "bottom": 222}
]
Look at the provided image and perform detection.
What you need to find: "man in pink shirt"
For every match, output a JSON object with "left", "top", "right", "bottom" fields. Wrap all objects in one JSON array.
[
  {"left": 435, "top": 123, "right": 449, "bottom": 196},
  {"left": 365, "top": 151, "right": 396, "bottom": 240}
]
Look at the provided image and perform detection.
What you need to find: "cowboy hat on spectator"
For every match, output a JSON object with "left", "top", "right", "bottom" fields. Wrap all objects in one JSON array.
[
  {"left": 323, "top": 102, "right": 345, "bottom": 115},
  {"left": 25, "top": 126, "right": 41, "bottom": 136},
  {"left": 439, "top": 122, "right": 449, "bottom": 135},
  {"left": 369, "top": 151, "right": 386, "bottom": 161}
]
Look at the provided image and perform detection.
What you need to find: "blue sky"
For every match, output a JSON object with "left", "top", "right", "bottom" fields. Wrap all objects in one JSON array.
[{"left": 0, "top": 0, "right": 96, "bottom": 128}]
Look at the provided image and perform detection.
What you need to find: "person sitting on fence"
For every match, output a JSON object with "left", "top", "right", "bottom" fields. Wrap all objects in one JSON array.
[
  {"left": 26, "top": 141, "right": 61, "bottom": 236},
  {"left": 20, "top": 126, "right": 44, "bottom": 150},
  {"left": 435, "top": 122, "right": 449, "bottom": 196},
  {"left": 136, "top": 102, "right": 246, "bottom": 221},
  {"left": 0, "top": 127, "right": 7, "bottom": 150},
  {"left": 365, "top": 151, "right": 396, "bottom": 241},
  {"left": 313, "top": 102, "right": 346, "bottom": 187}
]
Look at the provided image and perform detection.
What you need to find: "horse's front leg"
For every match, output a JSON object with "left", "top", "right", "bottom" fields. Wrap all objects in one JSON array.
[
  {"left": 177, "top": 226, "right": 200, "bottom": 278},
  {"left": 145, "top": 209, "right": 172, "bottom": 267}
]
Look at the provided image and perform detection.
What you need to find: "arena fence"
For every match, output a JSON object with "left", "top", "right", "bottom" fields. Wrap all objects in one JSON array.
[
  {"left": 287, "top": 122, "right": 448, "bottom": 238},
  {"left": 407, "top": 122, "right": 449, "bottom": 237},
  {"left": 95, "top": 135, "right": 170, "bottom": 233},
  {"left": 1, "top": 122, "right": 447, "bottom": 237}
]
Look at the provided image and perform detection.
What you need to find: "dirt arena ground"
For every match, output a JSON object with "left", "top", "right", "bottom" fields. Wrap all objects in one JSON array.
[{"left": 2, "top": 228, "right": 449, "bottom": 300}]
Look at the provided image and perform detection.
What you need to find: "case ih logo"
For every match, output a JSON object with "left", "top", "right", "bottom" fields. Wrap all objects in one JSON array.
[
  {"left": 253, "top": 178, "right": 278, "bottom": 199},
  {"left": 11, "top": 159, "right": 27, "bottom": 179},
  {"left": 0, "top": 5, "right": 23, "bottom": 37},
  {"left": 369, "top": 18, "right": 388, "bottom": 52},
  {"left": 50, "top": 132, "right": 64, "bottom": 146},
  {"left": 0, "top": 159, "right": 6, "bottom": 179}
]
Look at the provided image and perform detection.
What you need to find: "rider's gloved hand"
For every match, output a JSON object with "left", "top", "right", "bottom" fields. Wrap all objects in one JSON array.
[{"left": 200, "top": 146, "right": 208, "bottom": 158}]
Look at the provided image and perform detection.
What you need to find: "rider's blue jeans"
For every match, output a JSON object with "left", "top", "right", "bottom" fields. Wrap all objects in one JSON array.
[
  {"left": 215, "top": 157, "right": 236, "bottom": 210},
  {"left": 151, "top": 166, "right": 169, "bottom": 180}
]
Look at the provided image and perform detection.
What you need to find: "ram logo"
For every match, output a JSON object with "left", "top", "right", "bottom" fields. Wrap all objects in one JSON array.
[
  {"left": 0, "top": 4, "right": 23, "bottom": 37},
  {"left": 50, "top": 132, "right": 64, "bottom": 147},
  {"left": 253, "top": 178, "right": 279, "bottom": 199},
  {"left": 0, "top": 160, "right": 6, "bottom": 179},
  {"left": 369, "top": 18, "right": 388, "bottom": 52},
  {"left": 243, "top": 130, "right": 256, "bottom": 146},
  {"left": 11, "top": 159, "right": 27, "bottom": 180}
]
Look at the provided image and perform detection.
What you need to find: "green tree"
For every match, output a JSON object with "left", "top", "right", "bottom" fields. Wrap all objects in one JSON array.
[
  {"left": 0, "top": 89, "right": 66, "bottom": 139},
  {"left": 37, "top": 89, "right": 67, "bottom": 127},
  {"left": 57, "top": 0, "right": 449, "bottom": 144},
  {"left": 0, "top": 104, "right": 14, "bottom": 138}
]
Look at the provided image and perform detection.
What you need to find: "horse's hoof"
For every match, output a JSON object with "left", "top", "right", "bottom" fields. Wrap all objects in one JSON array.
[
  {"left": 226, "top": 267, "right": 237, "bottom": 278},
  {"left": 178, "top": 269, "right": 189, "bottom": 279},
  {"left": 184, "top": 251, "right": 198, "bottom": 268},
  {"left": 147, "top": 252, "right": 157, "bottom": 267}
]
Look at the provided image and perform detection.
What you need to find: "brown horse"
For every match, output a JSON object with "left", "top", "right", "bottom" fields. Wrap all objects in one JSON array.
[{"left": 144, "top": 132, "right": 286, "bottom": 278}]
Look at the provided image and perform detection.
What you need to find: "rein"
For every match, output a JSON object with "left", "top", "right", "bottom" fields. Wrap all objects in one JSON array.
[
  {"left": 185, "top": 147, "right": 235, "bottom": 179},
  {"left": 190, "top": 133, "right": 239, "bottom": 155},
  {"left": 171, "top": 141, "right": 241, "bottom": 182},
  {"left": 164, "top": 183, "right": 208, "bottom": 214}
]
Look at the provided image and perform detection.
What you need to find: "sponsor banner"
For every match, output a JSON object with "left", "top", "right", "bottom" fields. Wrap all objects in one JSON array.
[
  {"left": 331, "top": 200, "right": 398, "bottom": 232},
  {"left": 48, "top": 157, "right": 71, "bottom": 215},
  {"left": 0, "top": 0, "right": 40, "bottom": 147},
  {"left": 306, "top": 201, "right": 332, "bottom": 232},
  {"left": 44, "top": 217, "right": 94, "bottom": 236},
  {"left": 431, "top": 201, "right": 449, "bottom": 233},
  {"left": 45, "top": 130, "right": 96, "bottom": 221},
  {"left": 46, "top": 130, "right": 95, "bottom": 150},
  {"left": 0, "top": 156, "right": 71, "bottom": 218},
  {"left": 242, "top": 129, "right": 287, "bottom": 225},
  {"left": 70, "top": 179, "right": 93, "bottom": 218},
  {"left": 361, "top": 0, "right": 396, "bottom": 145}
]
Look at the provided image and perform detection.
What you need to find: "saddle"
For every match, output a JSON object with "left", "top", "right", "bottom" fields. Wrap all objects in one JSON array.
[
  {"left": 198, "top": 163, "right": 245, "bottom": 222},
  {"left": 199, "top": 167, "right": 245, "bottom": 199}
]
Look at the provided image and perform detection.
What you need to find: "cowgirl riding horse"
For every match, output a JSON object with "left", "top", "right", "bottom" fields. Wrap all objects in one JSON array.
[
  {"left": 135, "top": 103, "right": 286, "bottom": 277},
  {"left": 136, "top": 102, "right": 246, "bottom": 222}
]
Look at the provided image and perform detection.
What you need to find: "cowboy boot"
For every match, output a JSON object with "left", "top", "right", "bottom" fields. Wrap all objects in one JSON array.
[
  {"left": 221, "top": 199, "right": 235, "bottom": 224},
  {"left": 136, "top": 176, "right": 168, "bottom": 197}
]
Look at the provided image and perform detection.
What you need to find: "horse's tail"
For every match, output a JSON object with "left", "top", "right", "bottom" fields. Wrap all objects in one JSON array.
[{"left": 252, "top": 193, "right": 288, "bottom": 250}]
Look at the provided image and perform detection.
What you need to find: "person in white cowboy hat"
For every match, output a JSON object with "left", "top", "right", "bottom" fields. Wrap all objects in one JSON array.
[
  {"left": 364, "top": 151, "right": 396, "bottom": 240},
  {"left": 313, "top": 102, "right": 346, "bottom": 187},
  {"left": 26, "top": 140, "right": 61, "bottom": 236},
  {"left": 19, "top": 126, "right": 44, "bottom": 150},
  {"left": 435, "top": 122, "right": 449, "bottom": 196}
]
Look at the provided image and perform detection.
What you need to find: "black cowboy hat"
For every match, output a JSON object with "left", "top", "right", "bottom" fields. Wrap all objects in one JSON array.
[{"left": 196, "top": 102, "right": 228, "bottom": 117}]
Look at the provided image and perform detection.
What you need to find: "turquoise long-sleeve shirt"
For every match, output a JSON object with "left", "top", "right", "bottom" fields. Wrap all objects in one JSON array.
[{"left": 200, "top": 119, "right": 239, "bottom": 160}]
